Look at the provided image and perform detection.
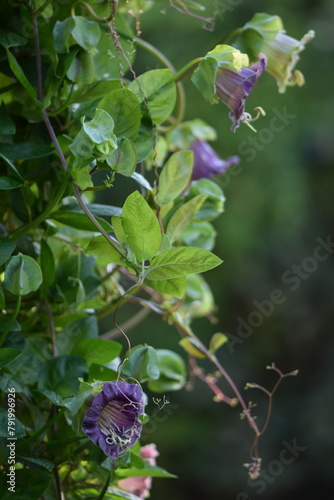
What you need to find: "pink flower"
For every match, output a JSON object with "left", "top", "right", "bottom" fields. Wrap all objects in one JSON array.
[{"left": 117, "top": 444, "right": 159, "bottom": 499}]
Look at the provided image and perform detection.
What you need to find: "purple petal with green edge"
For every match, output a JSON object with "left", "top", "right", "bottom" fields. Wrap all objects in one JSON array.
[
  {"left": 82, "top": 380, "right": 144, "bottom": 460},
  {"left": 215, "top": 53, "right": 267, "bottom": 132},
  {"left": 190, "top": 139, "right": 240, "bottom": 180}
]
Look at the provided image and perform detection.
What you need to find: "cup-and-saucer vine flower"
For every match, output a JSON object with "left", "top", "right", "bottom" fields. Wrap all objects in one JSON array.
[
  {"left": 241, "top": 12, "right": 315, "bottom": 93},
  {"left": 191, "top": 45, "right": 267, "bottom": 132},
  {"left": 190, "top": 139, "right": 240, "bottom": 179},
  {"left": 82, "top": 380, "right": 144, "bottom": 460}
]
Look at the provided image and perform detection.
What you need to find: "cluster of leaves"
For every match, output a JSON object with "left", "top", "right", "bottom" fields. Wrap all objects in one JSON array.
[{"left": 0, "top": 1, "right": 312, "bottom": 498}]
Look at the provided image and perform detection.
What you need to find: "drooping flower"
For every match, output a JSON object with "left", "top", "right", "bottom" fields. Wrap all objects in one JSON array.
[
  {"left": 215, "top": 53, "right": 267, "bottom": 132},
  {"left": 190, "top": 139, "right": 240, "bottom": 180},
  {"left": 241, "top": 13, "right": 315, "bottom": 93},
  {"left": 82, "top": 381, "right": 144, "bottom": 460},
  {"left": 118, "top": 444, "right": 159, "bottom": 498},
  {"left": 260, "top": 31, "right": 315, "bottom": 93}
]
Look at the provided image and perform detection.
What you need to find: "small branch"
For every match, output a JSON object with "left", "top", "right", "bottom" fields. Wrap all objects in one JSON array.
[
  {"left": 32, "top": 16, "right": 43, "bottom": 101},
  {"left": 71, "top": 184, "right": 127, "bottom": 258},
  {"left": 189, "top": 357, "right": 238, "bottom": 406},
  {"left": 172, "top": 318, "right": 260, "bottom": 438}
]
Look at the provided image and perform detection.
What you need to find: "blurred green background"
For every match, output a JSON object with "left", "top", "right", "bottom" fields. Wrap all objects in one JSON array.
[{"left": 106, "top": 0, "right": 334, "bottom": 498}]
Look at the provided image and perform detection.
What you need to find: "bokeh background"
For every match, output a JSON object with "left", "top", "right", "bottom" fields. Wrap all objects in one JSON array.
[{"left": 104, "top": 1, "right": 334, "bottom": 498}]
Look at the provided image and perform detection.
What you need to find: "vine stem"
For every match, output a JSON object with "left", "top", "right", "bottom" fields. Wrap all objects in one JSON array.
[
  {"left": 189, "top": 357, "right": 237, "bottom": 406},
  {"left": 71, "top": 184, "right": 127, "bottom": 258},
  {"left": 101, "top": 307, "right": 150, "bottom": 339},
  {"left": 174, "top": 57, "right": 204, "bottom": 82},
  {"left": 173, "top": 318, "right": 260, "bottom": 437},
  {"left": 29, "top": 12, "right": 128, "bottom": 259},
  {"left": 0, "top": 295, "right": 21, "bottom": 347},
  {"left": 218, "top": 27, "right": 244, "bottom": 45}
]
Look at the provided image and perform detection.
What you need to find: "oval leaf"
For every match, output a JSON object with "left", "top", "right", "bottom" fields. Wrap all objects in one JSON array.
[
  {"left": 156, "top": 151, "right": 194, "bottom": 205},
  {"left": 122, "top": 191, "right": 161, "bottom": 262},
  {"left": 179, "top": 337, "right": 206, "bottom": 359},
  {"left": 129, "top": 69, "right": 177, "bottom": 125},
  {"left": 148, "top": 349, "right": 186, "bottom": 393},
  {"left": 122, "top": 345, "right": 160, "bottom": 383},
  {"left": 146, "top": 247, "right": 222, "bottom": 280},
  {"left": 4, "top": 254, "right": 43, "bottom": 295},
  {"left": 98, "top": 88, "right": 141, "bottom": 140}
]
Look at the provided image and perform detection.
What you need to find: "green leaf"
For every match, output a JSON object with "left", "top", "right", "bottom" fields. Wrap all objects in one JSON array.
[
  {"left": 189, "top": 178, "right": 225, "bottom": 221},
  {"left": 70, "top": 164, "right": 93, "bottom": 190},
  {"left": 156, "top": 151, "right": 194, "bottom": 205},
  {"left": 6, "top": 48, "right": 37, "bottom": 100},
  {"left": 98, "top": 88, "right": 141, "bottom": 141},
  {"left": 71, "top": 338, "right": 122, "bottom": 366},
  {"left": 131, "top": 172, "right": 153, "bottom": 191},
  {"left": 77, "top": 299, "right": 105, "bottom": 311},
  {"left": 83, "top": 109, "right": 116, "bottom": 144},
  {"left": 148, "top": 349, "right": 186, "bottom": 392},
  {"left": 0, "top": 347, "right": 22, "bottom": 368},
  {"left": 145, "top": 276, "right": 186, "bottom": 299},
  {"left": 0, "top": 469, "right": 51, "bottom": 500},
  {"left": 129, "top": 69, "right": 177, "bottom": 125},
  {"left": 53, "top": 18, "right": 75, "bottom": 53},
  {"left": 0, "top": 407, "right": 26, "bottom": 438},
  {"left": 133, "top": 114, "right": 155, "bottom": 162},
  {"left": 38, "top": 355, "right": 88, "bottom": 398},
  {"left": 69, "top": 80, "right": 121, "bottom": 104},
  {"left": 166, "top": 194, "right": 207, "bottom": 243},
  {"left": 0, "top": 115, "right": 15, "bottom": 135},
  {"left": 3, "top": 254, "right": 43, "bottom": 295},
  {"left": 34, "top": 0, "right": 53, "bottom": 17},
  {"left": 72, "top": 16, "right": 100, "bottom": 51},
  {"left": 167, "top": 118, "right": 216, "bottom": 149},
  {"left": 51, "top": 211, "right": 113, "bottom": 232},
  {"left": 0, "top": 175, "right": 24, "bottom": 190},
  {"left": 122, "top": 191, "right": 161, "bottom": 261},
  {"left": 0, "top": 238, "right": 15, "bottom": 267},
  {"left": 179, "top": 337, "right": 206, "bottom": 358},
  {"left": 183, "top": 274, "right": 215, "bottom": 317},
  {"left": 209, "top": 333, "right": 228, "bottom": 354},
  {"left": 86, "top": 235, "right": 125, "bottom": 265},
  {"left": 61, "top": 203, "right": 122, "bottom": 218},
  {"left": 115, "top": 464, "right": 176, "bottom": 479},
  {"left": 112, "top": 216, "right": 128, "bottom": 246},
  {"left": 106, "top": 137, "right": 137, "bottom": 177},
  {"left": 0, "top": 153, "right": 23, "bottom": 180},
  {"left": 40, "top": 240, "right": 55, "bottom": 289},
  {"left": 0, "top": 143, "right": 54, "bottom": 160},
  {"left": 146, "top": 247, "right": 222, "bottom": 280},
  {"left": 17, "top": 456, "right": 54, "bottom": 472},
  {"left": 181, "top": 221, "right": 216, "bottom": 251},
  {"left": 62, "top": 380, "right": 97, "bottom": 415},
  {"left": 122, "top": 345, "right": 160, "bottom": 382},
  {"left": 67, "top": 51, "right": 95, "bottom": 84},
  {"left": 0, "top": 29, "right": 26, "bottom": 48},
  {"left": 88, "top": 363, "right": 117, "bottom": 383}
]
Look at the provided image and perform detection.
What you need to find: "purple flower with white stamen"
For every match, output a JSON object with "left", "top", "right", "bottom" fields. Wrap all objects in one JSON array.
[
  {"left": 215, "top": 53, "right": 267, "bottom": 132},
  {"left": 82, "top": 381, "right": 144, "bottom": 460},
  {"left": 190, "top": 139, "right": 240, "bottom": 180}
]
